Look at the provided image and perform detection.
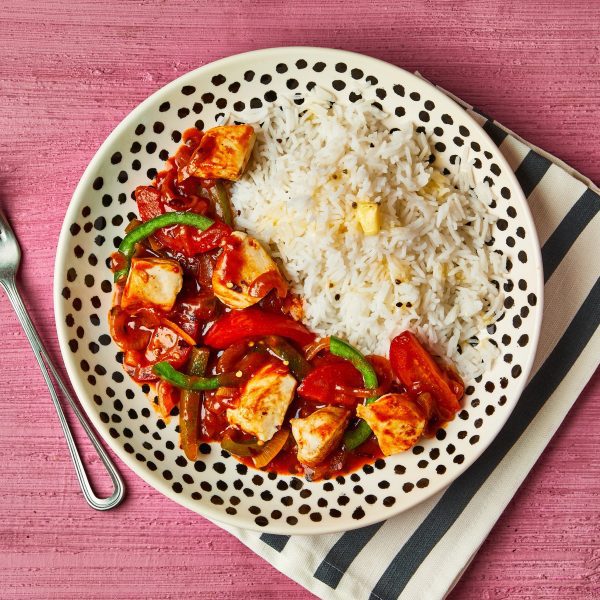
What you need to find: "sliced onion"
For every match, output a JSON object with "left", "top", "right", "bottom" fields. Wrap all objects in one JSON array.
[
  {"left": 416, "top": 392, "right": 435, "bottom": 421},
  {"left": 161, "top": 318, "right": 197, "bottom": 347},
  {"left": 221, "top": 434, "right": 260, "bottom": 457},
  {"left": 147, "top": 234, "right": 164, "bottom": 252},
  {"left": 124, "top": 218, "right": 142, "bottom": 233},
  {"left": 108, "top": 306, "right": 151, "bottom": 351},
  {"left": 304, "top": 337, "right": 330, "bottom": 361},
  {"left": 252, "top": 429, "right": 290, "bottom": 468}
]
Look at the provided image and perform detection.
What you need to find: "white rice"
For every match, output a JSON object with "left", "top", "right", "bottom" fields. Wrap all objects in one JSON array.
[{"left": 226, "top": 88, "right": 506, "bottom": 380}]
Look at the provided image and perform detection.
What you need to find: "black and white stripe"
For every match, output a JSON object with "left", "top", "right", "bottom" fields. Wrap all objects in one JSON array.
[{"left": 226, "top": 112, "right": 600, "bottom": 600}]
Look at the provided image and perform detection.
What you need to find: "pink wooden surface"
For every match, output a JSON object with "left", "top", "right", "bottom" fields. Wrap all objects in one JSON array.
[{"left": 1, "top": 1, "right": 599, "bottom": 598}]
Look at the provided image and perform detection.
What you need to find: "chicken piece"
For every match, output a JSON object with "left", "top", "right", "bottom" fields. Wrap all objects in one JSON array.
[
  {"left": 212, "top": 231, "right": 288, "bottom": 309},
  {"left": 356, "top": 393, "right": 426, "bottom": 456},
  {"left": 226, "top": 362, "right": 297, "bottom": 443},
  {"left": 121, "top": 257, "right": 183, "bottom": 312},
  {"left": 187, "top": 124, "right": 256, "bottom": 181},
  {"left": 290, "top": 406, "right": 351, "bottom": 467}
]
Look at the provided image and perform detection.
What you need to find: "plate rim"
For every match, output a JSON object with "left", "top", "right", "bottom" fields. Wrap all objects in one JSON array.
[{"left": 53, "top": 46, "right": 544, "bottom": 534}]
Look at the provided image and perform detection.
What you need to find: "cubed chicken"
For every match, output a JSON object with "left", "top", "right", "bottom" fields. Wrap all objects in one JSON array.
[
  {"left": 121, "top": 257, "right": 183, "bottom": 312},
  {"left": 356, "top": 393, "right": 426, "bottom": 456},
  {"left": 212, "top": 231, "right": 288, "bottom": 309},
  {"left": 290, "top": 406, "right": 351, "bottom": 467},
  {"left": 226, "top": 362, "right": 297, "bottom": 443},
  {"left": 187, "top": 124, "right": 256, "bottom": 181}
]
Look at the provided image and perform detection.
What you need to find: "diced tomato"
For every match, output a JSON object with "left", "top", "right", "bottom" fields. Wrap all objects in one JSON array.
[
  {"left": 122, "top": 325, "right": 192, "bottom": 382},
  {"left": 123, "top": 350, "right": 144, "bottom": 368},
  {"left": 200, "top": 403, "right": 229, "bottom": 440},
  {"left": 155, "top": 225, "right": 189, "bottom": 254},
  {"left": 123, "top": 363, "right": 160, "bottom": 383},
  {"left": 297, "top": 361, "right": 363, "bottom": 407},
  {"left": 145, "top": 326, "right": 191, "bottom": 367},
  {"left": 174, "top": 293, "right": 219, "bottom": 329},
  {"left": 156, "top": 168, "right": 180, "bottom": 203},
  {"left": 389, "top": 331, "right": 463, "bottom": 421},
  {"left": 203, "top": 307, "right": 315, "bottom": 349},
  {"left": 135, "top": 186, "right": 164, "bottom": 221},
  {"left": 196, "top": 252, "right": 215, "bottom": 288},
  {"left": 186, "top": 219, "right": 232, "bottom": 254}
]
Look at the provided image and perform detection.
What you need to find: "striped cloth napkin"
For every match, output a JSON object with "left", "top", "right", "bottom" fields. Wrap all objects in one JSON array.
[{"left": 218, "top": 85, "right": 600, "bottom": 600}]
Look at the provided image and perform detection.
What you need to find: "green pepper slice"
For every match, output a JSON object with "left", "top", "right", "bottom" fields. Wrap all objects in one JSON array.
[
  {"left": 329, "top": 336, "right": 379, "bottom": 450},
  {"left": 179, "top": 347, "right": 210, "bottom": 461},
  {"left": 152, "top": 361, "right": 239, "bottom": 390},
  {"left": 113, "top": 211, "right": 214, "bottom": 282},
  {"left": 265, "top": 335, "right": 312, "bottom": 381},
  {"left": 210, "top": 181, "right": 234, "bottom": 227},
  {"left": 220, "top": 435, "right": 260, "bottom": 457}
]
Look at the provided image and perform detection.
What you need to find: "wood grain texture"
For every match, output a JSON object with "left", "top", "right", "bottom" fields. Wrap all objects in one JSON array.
[{"left": 0, "top": 1, "right": 598, "bottom": 598}]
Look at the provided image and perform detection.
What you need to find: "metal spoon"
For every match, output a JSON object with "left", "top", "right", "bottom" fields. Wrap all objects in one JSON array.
[{"left": 0, "top": 209, "right": 124, "bottom": 510}]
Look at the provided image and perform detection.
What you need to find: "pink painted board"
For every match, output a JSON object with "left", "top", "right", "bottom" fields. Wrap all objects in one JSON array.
[{"left": 0, "top": 1, "right": 598, "bottom": 598}]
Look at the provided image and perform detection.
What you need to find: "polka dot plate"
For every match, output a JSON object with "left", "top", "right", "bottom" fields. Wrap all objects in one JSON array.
[{"left": 54, "top": 48, "right": 543, "bottom": 534}]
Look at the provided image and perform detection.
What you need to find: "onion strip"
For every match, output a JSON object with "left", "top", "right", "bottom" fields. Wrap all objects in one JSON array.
[
  {"left": 304, "top": 337, "right": 330, "bottom": 361},
  {"left": 252, "top": 429, "right": 290, "bottom": 468},
  {"left": 161, "top": 318, "right": 197, "bottom": 347}
]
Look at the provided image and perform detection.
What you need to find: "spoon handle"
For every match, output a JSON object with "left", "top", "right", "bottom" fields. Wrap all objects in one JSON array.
[{"left": 1, "top": 278, "right": 125, "bottom": 510}]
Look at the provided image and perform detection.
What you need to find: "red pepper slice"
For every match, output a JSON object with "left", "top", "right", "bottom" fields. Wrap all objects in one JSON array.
[
  {"left": 135, "top": 185, "right": 231, "bottom": 256},
  {"left": 297, "top": 360, "right": 363, "bottom": 407},
  {"left": 389, "top": 331, "right": 463, "bottom": 421},
  {"left": 203, "top": 308, "right": 315, "bottom": 349}
]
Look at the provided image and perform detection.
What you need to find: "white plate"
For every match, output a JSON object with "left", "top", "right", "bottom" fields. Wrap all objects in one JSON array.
[{"left": 54, "top": 47, "right": 543, "bottom": 534}]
